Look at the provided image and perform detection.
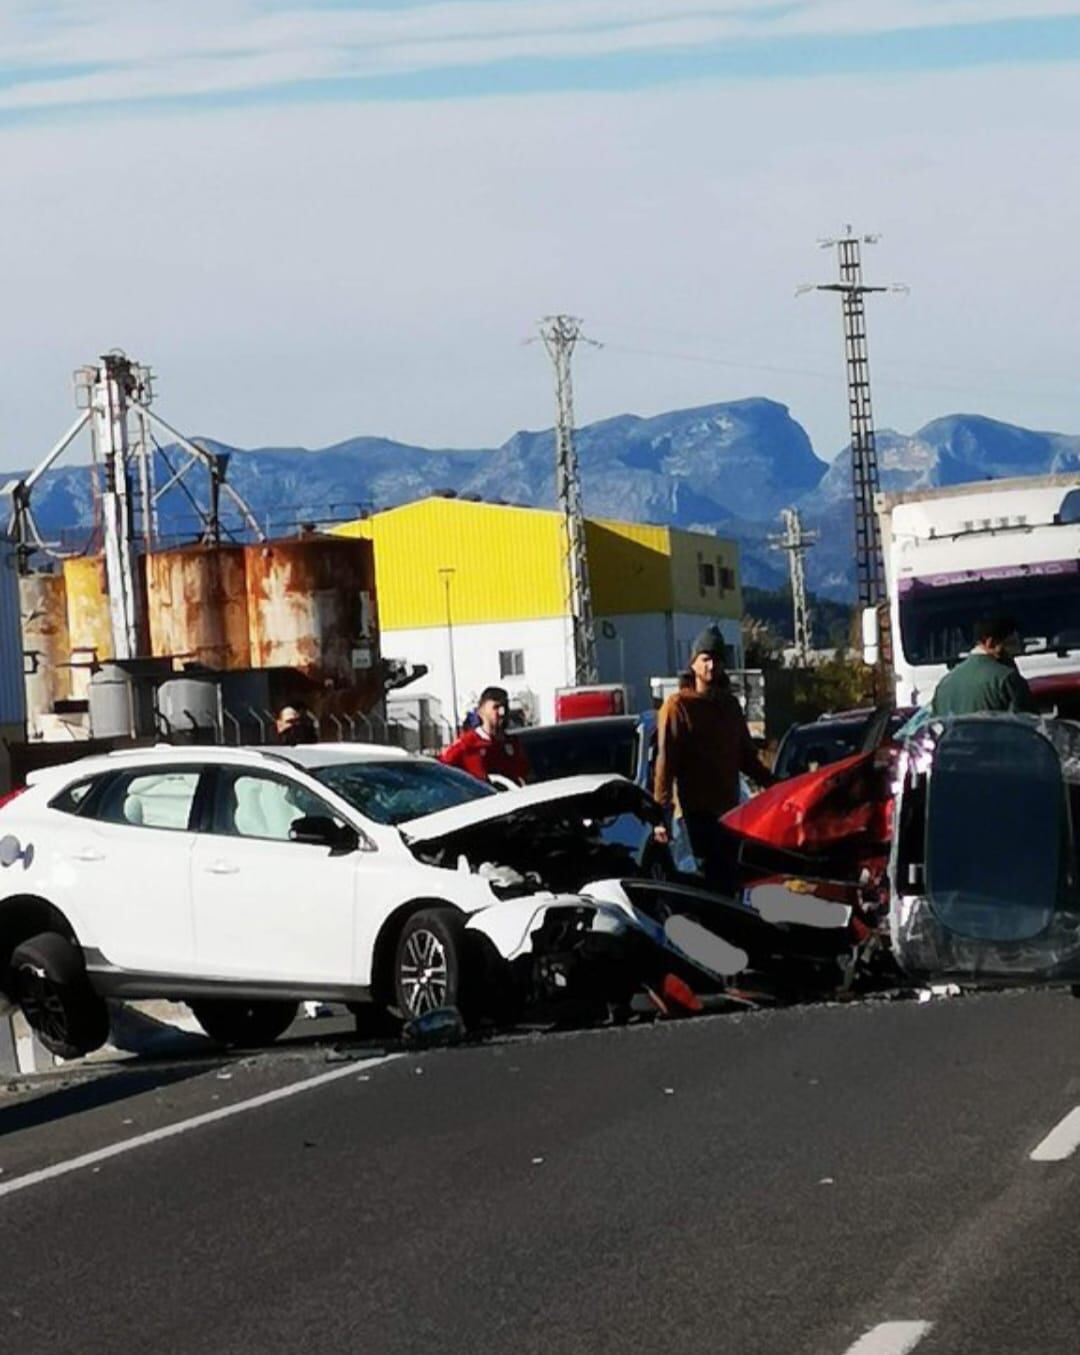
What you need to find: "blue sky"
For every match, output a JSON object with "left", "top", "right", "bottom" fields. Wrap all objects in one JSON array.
[
  {"left": 5, "top": 2, "right": 1080, "bottom": 119},
  {"left": 3, "top": 1, "right": 1080, "bottom": 468}
]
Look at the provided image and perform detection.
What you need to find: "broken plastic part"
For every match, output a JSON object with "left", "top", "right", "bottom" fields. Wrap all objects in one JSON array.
[
  {"left": 401, "top": 1006, "right": 467, "bottom": 1049},
  {"left": 660, "top": 974, "right": 703, "bottom": 1014},
  {"left": 917, "top": 983, "right": 961, "bottom": 1003},
  {"left": 642, "top": 984, "right": 668, "bottom": 1016},
  {"left": 476, "top": 861, "right": 528, "bottom": 888}
]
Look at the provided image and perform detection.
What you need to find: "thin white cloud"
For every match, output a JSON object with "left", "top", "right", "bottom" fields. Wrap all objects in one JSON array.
[
  {"left": 3, "top": 0, "right": 1080, "bottom": 111},
  {"left": 4, "top": 57, "right": 1080, "bottom": 470}
]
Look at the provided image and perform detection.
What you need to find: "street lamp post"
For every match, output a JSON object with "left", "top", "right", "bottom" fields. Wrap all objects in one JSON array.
[{"left": 438, "top": 567, "right": 459, "bottom": 732}]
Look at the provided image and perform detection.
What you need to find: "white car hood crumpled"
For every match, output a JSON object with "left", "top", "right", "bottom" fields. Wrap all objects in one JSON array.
[{"left": 397, "top": 773, "right": 653, "bottom": 845}]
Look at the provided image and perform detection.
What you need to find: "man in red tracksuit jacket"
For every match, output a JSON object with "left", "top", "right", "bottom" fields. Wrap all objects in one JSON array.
[{"left": 439, "top": 686, "right": 530, "bottom": 785}]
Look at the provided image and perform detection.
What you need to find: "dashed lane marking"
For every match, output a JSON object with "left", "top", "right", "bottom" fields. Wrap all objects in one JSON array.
[
  {"left": 842, "top": 1321, "right": 933, "bottom": 1355},
  {"left": 0, "top": 1053, "right": 401, "bottom": 1202},
  {"left": 1030, "top": 1106, "right": 1080, "bottom": 1162}
]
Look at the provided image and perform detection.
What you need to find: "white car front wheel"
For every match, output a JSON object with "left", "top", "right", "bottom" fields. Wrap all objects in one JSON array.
[
  {"left": 394, "top": 908, "right": 474, "bottom": 1022},
  {"left": 12, "top": 931, "right": 109, "bottom": 1060}
]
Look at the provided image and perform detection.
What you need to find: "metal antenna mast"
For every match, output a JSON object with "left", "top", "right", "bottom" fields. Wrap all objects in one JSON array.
[
  {"left": 539, "top": 315, "right": 599, "bottom": 686},
  {"left": 769, "top": 507, "right": 817, "bottom": 666},
  {"left": 4, "top": 351, "right": 265, "bottom": 665},
  {"left": 81, "top": 352, "right": 147, "bottom": 660},
  {"left": 804, "top": 229, "right": 902, "bottom": 609}
]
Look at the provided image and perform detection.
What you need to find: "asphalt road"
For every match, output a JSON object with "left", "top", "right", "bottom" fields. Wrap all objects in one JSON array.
[{"left": 3, "top": 991, "right": 1080, "bottom": 1354}]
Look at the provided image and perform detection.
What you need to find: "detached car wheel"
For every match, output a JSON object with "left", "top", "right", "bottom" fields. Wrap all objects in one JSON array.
[
  {"left": 11, "top": 931, "right": 110, "bottom": 1059},
  {"left": 394, "top": 908, "right": 475, "bottom": 1022},
  {"left": 191, "top": 999, "right": 298, "bottom": 1048}
]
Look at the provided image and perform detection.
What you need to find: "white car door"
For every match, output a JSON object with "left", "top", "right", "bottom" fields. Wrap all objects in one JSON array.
[
  {"left": 71, "top": 765, "right": 202, "bottom": 975},
  {"left": 189, "top": 767, "right": 358, "bottom": 986}
]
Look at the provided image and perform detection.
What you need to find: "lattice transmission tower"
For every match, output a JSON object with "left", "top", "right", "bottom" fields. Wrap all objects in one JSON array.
[
  {"left": 538, "top": 315, "right": 599, "bottom": 686},
  {"left": 769, "top": 507, "right": 817, "bottom": 666},
  {"left": 804, "top": 229, "right": 903, "bottom": 609}
]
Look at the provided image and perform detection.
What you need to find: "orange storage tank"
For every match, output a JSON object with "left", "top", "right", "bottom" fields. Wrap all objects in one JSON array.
[
  {"left": 63, "top": 556, "right": 113, "bottom": 699},
  {"left": 19, "top": 572, "right": 71, "bottom": 735},
  {"left": 244, "top": 535, "right": 379, "bottom": 696},
  {"left": 146, "top": 544, "right": 250, "bottom": 670}
]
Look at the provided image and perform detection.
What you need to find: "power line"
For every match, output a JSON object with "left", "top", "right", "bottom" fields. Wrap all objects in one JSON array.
[
  {"left": 598, "top": 337, "right": 1008, "bottom": 403},
  {"left": 597, "top": 318, "right": 1080, "bottom": 385},
  {"left": 597, "top": 327, "right": 1074, "bottom": 405}
]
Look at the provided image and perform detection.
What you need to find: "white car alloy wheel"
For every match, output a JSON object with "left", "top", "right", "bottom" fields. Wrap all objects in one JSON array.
[{"left": 398, "top": 926, "right": 450, "bottom": 1015}]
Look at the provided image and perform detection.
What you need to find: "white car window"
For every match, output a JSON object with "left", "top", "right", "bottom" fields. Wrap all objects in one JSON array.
[
  {"left": 224, "top": 773, "right": 334, "bottom": 843},
  {"left": 100, "top": 771, "right": 201, "bottom": 831},
  {"left": 49, "top": 777, "right": 100, "bottom": 816}
]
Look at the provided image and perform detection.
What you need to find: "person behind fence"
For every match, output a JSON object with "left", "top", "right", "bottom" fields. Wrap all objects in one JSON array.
[
  {"left": 653, "top": 625, "right": 776, "bottom": 893},
  {"left": 931, "top": 614, "right": 1036, "bottom": 717},
  {"left": 439, "top": 686, "right": 530, "bottom": 785},
  {"left": 275, "top": 705, "right": 318, "bottom": 746}
]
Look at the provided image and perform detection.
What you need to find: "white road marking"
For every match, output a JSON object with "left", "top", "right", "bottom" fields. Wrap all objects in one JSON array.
[
  {"left": 1030, "top": 1106, "right": 1080, "bottom": 1162},
  {"left": 0, "top": 1053, "right": 401, "bottom": 1202},
  {"left": 843, "top": 1321, "right": 933, "bottom": 1355}
]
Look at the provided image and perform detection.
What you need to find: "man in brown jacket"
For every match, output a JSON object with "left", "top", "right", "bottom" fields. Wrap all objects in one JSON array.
[{"left": 653, "top": 625, "right": 775, "bottom": 893}]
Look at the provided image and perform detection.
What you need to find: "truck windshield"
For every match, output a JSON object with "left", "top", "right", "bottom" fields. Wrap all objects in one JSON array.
[{"left": 899, "top": 566, "right": 1080, "bottom": 666}]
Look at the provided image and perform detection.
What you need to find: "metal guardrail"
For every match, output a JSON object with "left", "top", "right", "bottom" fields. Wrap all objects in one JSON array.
[
  {"left": 0, "top": 1007, "right": 55, "bottom": 1077},
  {"left": 0, "top": 1009, "right": 18, "bottom": 1075},
  {"left": 154, "top": 706, "right": 455, "bottom": 757}
]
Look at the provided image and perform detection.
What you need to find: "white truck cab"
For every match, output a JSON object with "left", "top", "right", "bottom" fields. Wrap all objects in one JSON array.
[{"left": 864, "top": 473, "right": 1080, "bottom": 712}]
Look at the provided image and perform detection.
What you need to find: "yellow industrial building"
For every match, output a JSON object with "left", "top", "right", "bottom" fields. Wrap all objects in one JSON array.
[{"left": 334, "top": 496, "right": 742, "bottom": 724}]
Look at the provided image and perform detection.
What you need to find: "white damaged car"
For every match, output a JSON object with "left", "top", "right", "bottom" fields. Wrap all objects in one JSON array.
[{"left": 0, "top": 744, "right": 733, "bottom": 1056}]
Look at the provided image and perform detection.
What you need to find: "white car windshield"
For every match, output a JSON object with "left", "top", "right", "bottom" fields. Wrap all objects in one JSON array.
[{"left": 311, "top": 759, "right": 495, "bottom": 825}]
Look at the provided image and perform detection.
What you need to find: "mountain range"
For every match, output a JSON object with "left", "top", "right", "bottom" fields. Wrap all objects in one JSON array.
[{"left": 11, "top": 401, "right": 1080, "bottom": 602}]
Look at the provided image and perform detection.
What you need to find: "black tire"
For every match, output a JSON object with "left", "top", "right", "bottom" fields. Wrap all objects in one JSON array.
[
  {"left": 191, "top": 999, "right": 298, "bottom": 1048},
  {"left": 393, "top": 908, "right": 477, "bottom": 1023},
  {"left": 11, "top": 931, "right": 109, "bottom": 1059}
]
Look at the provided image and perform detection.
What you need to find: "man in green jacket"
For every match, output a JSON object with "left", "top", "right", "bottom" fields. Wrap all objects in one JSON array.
[{"left": 931, "top": 615, "right": 1036, "bottom": 717}]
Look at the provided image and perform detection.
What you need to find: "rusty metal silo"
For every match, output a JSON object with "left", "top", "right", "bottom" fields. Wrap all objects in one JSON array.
[
  {"left": 146, "top": 544, "right": 250, "bottom": 670},
  {"left": 244, "top": 535, "right": 379, "bottom": 701},
  {"left": 63, "top": 556, "right": 113, "bottom": 699},
  {"left": 19, "top": 572, "right": 71, "bottom": 737}
]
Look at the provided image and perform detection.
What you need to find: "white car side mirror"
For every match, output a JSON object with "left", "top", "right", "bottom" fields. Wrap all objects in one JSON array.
[{"left": 0, "top": 834, "right": 31, "bottom": 869}]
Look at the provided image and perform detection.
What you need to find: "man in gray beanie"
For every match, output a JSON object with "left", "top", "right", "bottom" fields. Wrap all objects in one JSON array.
[{"left": 653, "top": 624, "right": 775, "bottom": 893}]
